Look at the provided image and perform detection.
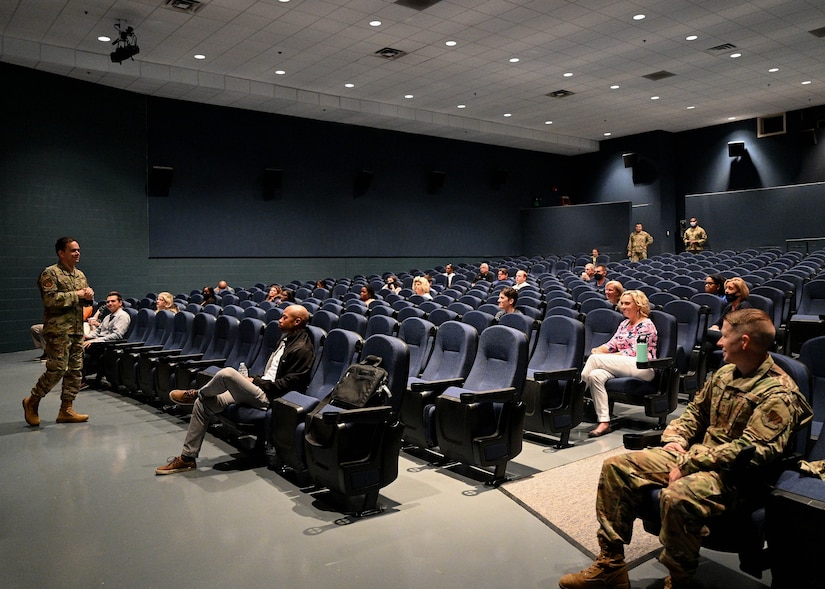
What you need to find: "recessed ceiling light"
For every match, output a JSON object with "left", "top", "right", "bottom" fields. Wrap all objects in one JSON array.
[
  {"left": 278, "top": 0, "right": 290, "bottom": 3},
  {"left": 730, "top": 53, "right": 742, "bottom": 58},
  {"left": 544, "top": 121, "right": 553, "bottom": 125},
  {"left": 651, "top": 96, "right": 660, "bottom": 100},
  {"left": 686, "top": 35, "right": 698, "bottom": 41},
  {"left": 686, "top": 105, "right": 696, "bottom": 110},
  {"left": 728, "top": 117, "right": 736, "bottom": 120},
  {"left": 344, "top": 83, "right": 354, "bottom": 88},
  {"left": 604, "top": 132, "right": 612, "bottom": 137},
  {"left": 457, "top": 104, "right": 466, "bottom": 109},
  {"left": 404, "top": 94, "right": 414, "bottom": 99},
  {"left": 98, "top": 36, "right": 111, "bottom": 42},
  {"left": 275, "top": 70, "right": 286, "bottom": 75},
  {"left": 802, "top": 80, "right": 812, "bottom": 85},
  {"left": 633, "top": 14, "right": 645, "bottom": 21},
  {"left": 563, "top": 72, "right": 573, "bottom": 77},
  {"left": 369, "top": 20, "right": 381, "bottom": 27},
  {"left": 768, "top": 67, "right": 779, "bottom": 73},
  {"left": 503, "top": 113, "right": 512, "bottom": 117},
  {"left": 610, "top": 84, "right": 620, "bottom": 90},
  {"left": 194, "top": 54, "right": 206, "bottom": 60},
  {"left": 509, "top": 57, "right": 520, "bottom": 63},
  {"left": 445, "top": 41, "right": 456, "bottom": 47}
]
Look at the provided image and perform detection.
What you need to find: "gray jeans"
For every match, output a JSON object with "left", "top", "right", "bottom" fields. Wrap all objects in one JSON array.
[{"left": 182, "top": 367, "right": 269, "bottom": 458}]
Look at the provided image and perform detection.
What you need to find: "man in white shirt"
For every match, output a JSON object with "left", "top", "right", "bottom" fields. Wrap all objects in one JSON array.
[{"left": 512, "top": 270, "right": 530, "bottom": 290}]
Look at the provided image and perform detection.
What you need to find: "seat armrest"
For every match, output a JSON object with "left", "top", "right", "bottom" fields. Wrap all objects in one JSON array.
[
  {"left": 142, "top": 348, "right": 184, "bottom": 358},
  {"left": 127, "top": 344, "right": 165, "bottom": 355},
  {"left": 410, "top": 377, "right": 465, "bottom": 392},
  {"left": 167, "top": 353, "right": 205, "bottom": 364},
  {"left": 637, "top": 356, "right": 674, "bottom": 369},
  {"left": 321, "top": 406, "right": 392, "bottom": 424},
  {"left": 534, "top": 367, "right": 579, "bottom": 381},
  {"left": 623, "top": 431, "right": 663, "bottom": 450},
  {"left": 459, "top": 387, "right": 517, "bottom": 404},
  {"left": 180, "top": 358, "right": 227, "bottom": 369}
]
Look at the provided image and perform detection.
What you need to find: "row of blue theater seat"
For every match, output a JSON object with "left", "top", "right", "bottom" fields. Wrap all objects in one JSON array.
[{"left": 86, "top": 247, "right": 825, "bottom": 516}]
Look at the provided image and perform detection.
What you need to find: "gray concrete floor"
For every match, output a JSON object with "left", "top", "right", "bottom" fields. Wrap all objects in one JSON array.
[{"left": 1, "top": 351, "right": 768, "bottom": 589}]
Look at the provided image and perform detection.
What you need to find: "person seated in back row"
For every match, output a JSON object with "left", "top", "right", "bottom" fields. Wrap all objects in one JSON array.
[
  {"left": 156, "top": 305, "right": 315, "bottom": 475},
  {"left": 494, "top": 287, "right": 521, "bottom": 321}
]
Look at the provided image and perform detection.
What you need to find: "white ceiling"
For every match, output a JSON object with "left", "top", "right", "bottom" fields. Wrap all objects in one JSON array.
[{"left": 2, "top": 0, "right": 825, "bottom": 155}]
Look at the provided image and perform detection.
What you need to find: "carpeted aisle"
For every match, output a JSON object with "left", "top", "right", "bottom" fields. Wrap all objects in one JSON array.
[{"left": 501, "top": 447, "right": 662, "bottom": 567}]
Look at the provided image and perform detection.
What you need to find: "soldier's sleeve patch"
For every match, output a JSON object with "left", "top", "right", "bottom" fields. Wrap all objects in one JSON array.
[
  {"left": 757, "top": 403, "right": 790, "bottom": 436},
  {"left": 42, "top": 277, "right": 54, "bottom": 288}
]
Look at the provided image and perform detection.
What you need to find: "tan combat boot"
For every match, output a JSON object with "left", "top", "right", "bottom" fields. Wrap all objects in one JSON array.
[
  {"left": 23, "top": 395, "right": 41, "bottom": 426},
  {"left": 56, "top": 401, "right": 89, "bottom": 423},
  {"left": 558, "top": 548, "right": 629, "bottom": 589}
]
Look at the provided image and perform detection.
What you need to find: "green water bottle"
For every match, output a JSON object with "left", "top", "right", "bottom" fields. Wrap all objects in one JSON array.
[{"left": 636, "top": 334, "right": 649, "bottom": 368}]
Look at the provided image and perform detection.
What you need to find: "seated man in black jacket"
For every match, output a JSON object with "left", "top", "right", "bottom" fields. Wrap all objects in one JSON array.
[{"left": 156, "top": 304, "right": 314, "bottom": 475}]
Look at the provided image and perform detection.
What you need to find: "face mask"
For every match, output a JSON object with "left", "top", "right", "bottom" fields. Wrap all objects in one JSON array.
[
  {"left": 725, "top": 292, "right": 739, "bottom": 302},
  {"left": 690, "top": 222, "right": 697, "bottom": 227},
  {"left": 593, "top": 273, "right": 604, "bottom": 281}
]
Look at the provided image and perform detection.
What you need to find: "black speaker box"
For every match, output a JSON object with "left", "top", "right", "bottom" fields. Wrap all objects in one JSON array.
[
  {"left": 147, "top": 165, "right": 174, "bottom": 197},
  {"left": 263, "top": 168, "right": 283, "bottom": 200},
  {"left": 622, "top": 153, "right": 637, "bottom": 168},
  {"left": 728, "top": 141, "right": 746, "bottom": 157},
  {"left": 427, "top": 170, "right": 446, "bottom": 194},
  {"left": 353, "top": 169, "right": 373, "bottom": 197}
]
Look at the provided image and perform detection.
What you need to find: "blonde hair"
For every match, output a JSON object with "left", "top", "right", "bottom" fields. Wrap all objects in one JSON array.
[
  {"left": 412, "top": 276, "right": 431, "bottom": 295},
  {"left": 725, "top": 277, "right": 750, "bottom": 300},
  {"left": 621, "top": 289, "right": 650, "bottom": 318},
  {"left": 158, "top": 291, "right": 179, "bottom": 313}
]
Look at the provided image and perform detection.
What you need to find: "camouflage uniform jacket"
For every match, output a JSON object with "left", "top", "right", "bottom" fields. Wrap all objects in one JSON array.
[
  {"left": 39, "top": 262, "right": 89, "bottom": 336},
  {"left": 683, "top": 225, "right": 708, "bottom": 252},
  {"left": 627, "top": 230, "right": 653, "bottom": 254},
  {"left": 661, "top": 356, "right": 812, "bottom": 476}
]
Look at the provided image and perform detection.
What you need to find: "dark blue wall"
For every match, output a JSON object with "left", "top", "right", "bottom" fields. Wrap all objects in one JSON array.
[
  {"left": 145, "top": 97, "right": 568, "bottom": 258},
  {"left": 3, "top": 60, "right": 825, "bottom": 352}
]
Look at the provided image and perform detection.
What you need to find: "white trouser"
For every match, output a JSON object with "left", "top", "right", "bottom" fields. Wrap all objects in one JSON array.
[{"left": 581, "top": 353, "right": 654, "bottom": 422}]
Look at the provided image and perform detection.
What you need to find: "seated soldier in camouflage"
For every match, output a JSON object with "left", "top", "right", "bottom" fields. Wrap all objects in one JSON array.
[{"left": 559, "top": 308, "right": 812, "bottom": 589}]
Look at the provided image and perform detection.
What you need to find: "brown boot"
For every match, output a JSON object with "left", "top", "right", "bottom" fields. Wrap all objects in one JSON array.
[
  {"left": 56, "top": 401, "right": 89, "bottom": 423},
  {"left": 559, "top": 551, "right": 629, "bottom": 589},
  {"left": 23, "top": 395, "right": 41, "bottom": 426}
]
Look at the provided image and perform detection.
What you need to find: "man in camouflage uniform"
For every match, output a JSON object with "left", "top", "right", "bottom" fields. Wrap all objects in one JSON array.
[
  {"left": 559, "top": 309, "right": 812, "bottom": 589},
  {"left": 683, "top": 217, "right": 708, "bottom": 253},
  {"left": 22, "top": 237, "right": 95, "bottom": 426},
  {"left": 626, "top": 223, "right": 653, "bottom": 262}
]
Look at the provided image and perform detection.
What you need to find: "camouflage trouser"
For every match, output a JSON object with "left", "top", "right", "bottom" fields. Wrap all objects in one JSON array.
[
  {"left": 596, "top": 448, "right": 737, "bottom": 579},
  {"left": 31, "top": 330, "right": 84, "bottom": 402},
  {"left": 629, "top": 250, "right": 647, "bottom": 262}
]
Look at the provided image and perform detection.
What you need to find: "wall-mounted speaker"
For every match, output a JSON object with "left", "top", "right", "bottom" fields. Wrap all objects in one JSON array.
[
  {"left": 147, "top": 165, "right": 174, "bottom": 197},
  {"left": 622, "top": 153, "right": 637, "bottom": 168},
  {"left": 427, "top": 170, "right": 446, "bottom": 194},
  {"left": 353, "top": 169, "right": 373, "bottom": 197},
  {"left": 491, "top": 169, "right": 508, "bottom": 189},
  {"left": 263, "top": 168, "right": 282, "bottom": 200},
  {"left": 800, "top": 129, "right": 818, "bottom": 146},
  {"left": 728, "top": 141, "right": 746, "bottom": 157}
]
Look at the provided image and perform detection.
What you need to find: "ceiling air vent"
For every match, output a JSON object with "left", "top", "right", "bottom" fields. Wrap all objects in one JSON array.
[
  {"left": 642, "top": 70, "right": 676, "bottom": 81},
  {"left": 164, "top": 0, "right": 204, "bottom": 13},
  {"left": 809, "top": 26, "right": 825, "bottom": 38},
  {"left": 546, "top": 89, "right": 574, "bottom": 98},
  {"left": 707, "top": 43, "right": 737, "bottom": 52},
  {"left": 375, "top": 47, "right": 408, "bottom": 60}
]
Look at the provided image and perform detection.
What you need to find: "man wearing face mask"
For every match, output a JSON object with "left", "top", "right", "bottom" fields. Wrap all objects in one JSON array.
[
  {"left": 683, "top": 217, "right": 707, "bottom": 253},
  {"left": 592, "top": 265, "right": 608, "bottom": 293}
]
